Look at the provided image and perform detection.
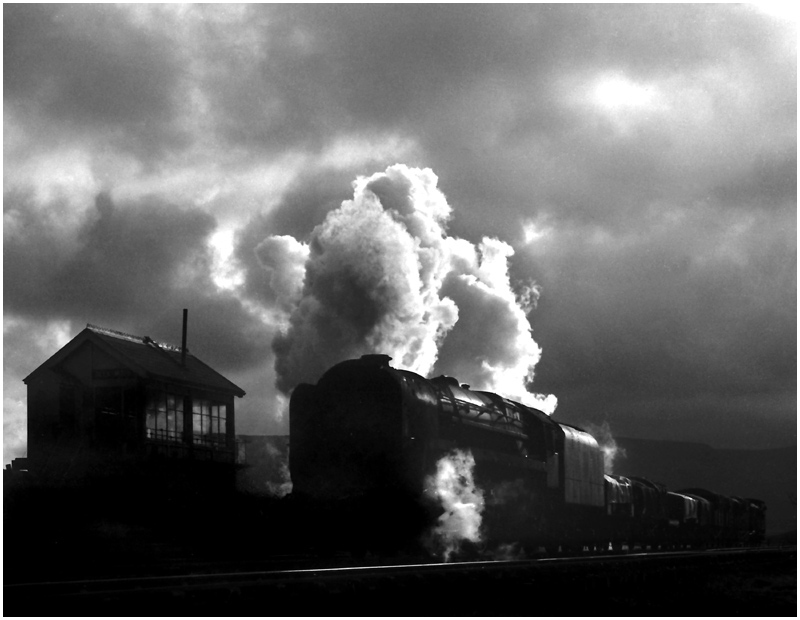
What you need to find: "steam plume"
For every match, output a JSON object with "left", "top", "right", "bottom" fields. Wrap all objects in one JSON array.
[
  {"left": 492, "top": 542, "right": 525, "bottom": 561},
  {"left": 264, "top": 442, "right": 293, "bottom": 498},
  {"left": 263, "top": 164, "right": 555, "bottom": 412},
  {"left": 423, "top": 449, "right": 485, "bottom": 561},
  {"left": 255, "top": 235, "right": 310, "bottom": 312},
  {"left": 586, "top": 421, "right": 626, "bottom": 474}
]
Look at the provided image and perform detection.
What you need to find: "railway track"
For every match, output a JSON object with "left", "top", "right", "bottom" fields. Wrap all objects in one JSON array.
[{"left": 5, "top": 546, "right": 794, "bottom": 616}]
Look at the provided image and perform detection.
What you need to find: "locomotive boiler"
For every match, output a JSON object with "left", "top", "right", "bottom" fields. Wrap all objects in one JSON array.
[{"left": 290, "top": 353, "right": 605, "bottom": 554}]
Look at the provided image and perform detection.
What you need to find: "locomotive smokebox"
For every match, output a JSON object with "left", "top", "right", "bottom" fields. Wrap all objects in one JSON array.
[{"left": 358, "top": 354, "right": 392, "bottom": 368}]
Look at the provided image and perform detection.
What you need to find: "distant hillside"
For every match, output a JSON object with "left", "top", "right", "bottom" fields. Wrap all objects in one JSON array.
[{"left": 612, "top": 437, "right": 796, "bottom": 535}]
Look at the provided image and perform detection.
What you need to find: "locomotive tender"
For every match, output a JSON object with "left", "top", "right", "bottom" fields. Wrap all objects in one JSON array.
[{"left": 289, "top": 354, "right": 766, "bottom": 555}]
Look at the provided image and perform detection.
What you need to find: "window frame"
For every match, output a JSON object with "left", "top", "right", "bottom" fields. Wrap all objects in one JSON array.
[
  {"left": 191, "top": 398, "right": 228, "bottom": 449},
  {"left": 145, "top": 390, "right": 184, "bottom": 444}
]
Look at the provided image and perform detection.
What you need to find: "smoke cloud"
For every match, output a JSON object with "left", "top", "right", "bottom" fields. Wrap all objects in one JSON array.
[
  {"left": 423, "top": 449, "right": 485, "bottom": 561},
  {"left": 265, "top": 164, "right": 555, "bottom": 412}
]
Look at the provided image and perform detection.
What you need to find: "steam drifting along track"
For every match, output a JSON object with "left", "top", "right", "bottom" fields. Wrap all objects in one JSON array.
[{"left": 5, "top": 547, "right": 794, "bottom": 616}]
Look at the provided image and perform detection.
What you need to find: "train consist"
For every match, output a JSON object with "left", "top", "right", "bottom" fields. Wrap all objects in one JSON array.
[{"left": 289, "top": 354, "right": 766, "bottom": 556}]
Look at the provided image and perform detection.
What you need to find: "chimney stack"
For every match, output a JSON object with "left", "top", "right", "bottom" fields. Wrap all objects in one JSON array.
[{"left": 181, "top": 308, "right": 188, "bottom": 366}]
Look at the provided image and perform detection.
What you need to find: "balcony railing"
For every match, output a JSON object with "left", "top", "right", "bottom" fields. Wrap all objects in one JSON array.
[{"left": 145, "top": 428, "right": 183, "bottom": 443}]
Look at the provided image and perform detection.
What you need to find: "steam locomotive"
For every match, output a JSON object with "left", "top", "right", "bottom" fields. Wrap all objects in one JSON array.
[{"left": 289, "top": 354, "right": 766, "bottom": 556}]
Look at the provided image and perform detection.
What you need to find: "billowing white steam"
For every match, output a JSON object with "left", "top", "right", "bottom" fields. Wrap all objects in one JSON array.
[
  {"left": 260, "top": 164, "right": 556, "bottom": 412},
  {"left": 586, "top": 421, "right": 626, "bottom": 474},
  {"left": 423, "top": 449, "right": 485, "bottom": 561},
  {"left": 264, "top": 442, "right": 293, "bottom": 498},
  {"left": 255, "top": 235, "right": 310, "bottom": 313}
]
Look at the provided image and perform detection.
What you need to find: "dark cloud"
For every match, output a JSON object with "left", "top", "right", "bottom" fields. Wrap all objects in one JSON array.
[
  {"left": 4, "top": 4, "right": 185, "bottom": 159},
  {"left": 712, "top": 152, "right": 798, "bottom": 207},
  {"left": 5, "top": 191, "right": 213, "bottom": 319},
  {"left": 206, "top": 5, "right": 535, "bottom": 147},
  {"left": 4, "top": 191, "right": 270, "bottom": 374},
  {"left": 518, "top": 202, "right": 796, "bottom": 444}
]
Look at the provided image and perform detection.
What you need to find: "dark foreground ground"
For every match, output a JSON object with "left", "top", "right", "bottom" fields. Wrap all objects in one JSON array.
[
  {"left": 4, "top": 548, "right": 796, "bottom": 616},
  {"left": 698, "top": 551, "right": 795, "bottom": 617},
  {"left": 4, "top": 474, "right": 796, "bottom": 617}
]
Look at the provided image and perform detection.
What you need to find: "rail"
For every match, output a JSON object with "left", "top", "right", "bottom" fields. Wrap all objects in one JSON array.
[{"left": 5, "top": 546, "right": 794, "bottom": 616}]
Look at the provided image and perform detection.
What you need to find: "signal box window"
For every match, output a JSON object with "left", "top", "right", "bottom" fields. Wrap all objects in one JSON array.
[
  {"left": 192, "top": 399, "right": 227, "bottom": 448},
  {"left": 146, "top": 391, "right": 184, "bottom": 443}
]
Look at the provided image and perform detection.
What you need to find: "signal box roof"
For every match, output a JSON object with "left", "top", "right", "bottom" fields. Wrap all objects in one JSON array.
[{"left": 24, "top": 324, "right": 245, "bottom": 397}]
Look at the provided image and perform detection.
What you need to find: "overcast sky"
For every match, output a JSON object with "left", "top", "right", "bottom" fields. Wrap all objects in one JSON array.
[{"left": 4, "top": 4, "right": 796, "bottom": 461}]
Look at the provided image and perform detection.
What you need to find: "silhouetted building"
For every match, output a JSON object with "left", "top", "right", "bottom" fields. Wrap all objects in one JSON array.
[{"left": 23, "top": 323, "right": 245, "bottom": 483}]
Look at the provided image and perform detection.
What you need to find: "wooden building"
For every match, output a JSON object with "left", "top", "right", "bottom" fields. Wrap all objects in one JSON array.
[{"left": 23, "top": 322, "right": 246, "bottom": 482}]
